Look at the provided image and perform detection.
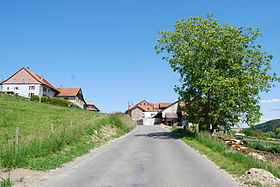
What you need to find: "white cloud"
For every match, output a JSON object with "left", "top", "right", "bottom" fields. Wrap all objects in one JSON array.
[
  {"left": 261, "top": 98, "right": 280, "bottom": 104},
  {"left": 258, "top": 117, "right": 280, "bottom": 124}
]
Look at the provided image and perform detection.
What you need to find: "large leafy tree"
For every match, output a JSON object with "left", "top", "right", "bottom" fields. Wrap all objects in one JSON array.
[{"left": 155, "top": 14, "right": 279, "bottom": 132}]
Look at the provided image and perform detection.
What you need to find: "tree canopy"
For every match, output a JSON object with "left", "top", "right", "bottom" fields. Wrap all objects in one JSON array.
[{"left": 155, "top": 14, "right": 279, "bottom": 132}]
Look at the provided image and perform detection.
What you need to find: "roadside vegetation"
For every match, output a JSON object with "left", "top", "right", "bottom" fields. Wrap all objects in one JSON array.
[
  {"left": 0, "top": 94, "right": 136, "bottom": 171},
  {"left": 246, "top": 141, "right": 280, "bottom": 155},
  {"left": 30, "top": 94, "right": 80, "bottom": 108},
  {"left": 171, "top": 127, "right": 280, "bottom": 179}
]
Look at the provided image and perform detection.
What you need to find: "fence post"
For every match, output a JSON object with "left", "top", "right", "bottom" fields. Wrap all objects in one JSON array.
[
  {"left": 51, "top": 124, "right": 54, "bottom": 133},
  {"left": 15, "top": 127, "right": 19, "bottom": 152}
]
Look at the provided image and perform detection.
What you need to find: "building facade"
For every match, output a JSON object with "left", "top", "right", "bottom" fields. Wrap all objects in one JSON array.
[
  {"left": 56, "top": 88, "right": 86, "bottom": 109},
  {"left": 0, "top": 68, "right": 59, "bottom": 98},
  {"left": 126, "top": 100, "right": 173, "bottom": 125}
]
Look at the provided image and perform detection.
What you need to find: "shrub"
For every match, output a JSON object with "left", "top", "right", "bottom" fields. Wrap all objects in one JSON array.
[{"left": 30, "top": 95, "right": 80, "bottom": 108}]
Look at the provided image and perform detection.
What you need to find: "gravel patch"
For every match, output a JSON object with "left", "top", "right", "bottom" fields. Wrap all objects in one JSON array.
[{"left": 240, "top": 168, "right": 280, "bottom": 186}]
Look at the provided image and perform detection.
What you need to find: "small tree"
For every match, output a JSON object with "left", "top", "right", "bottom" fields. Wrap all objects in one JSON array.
[
  {"left": 275, "top": 127, "right": 280, "bottom": 136},
  {"left": 155, "top": 14, "right": 279, "bottom": 132}
]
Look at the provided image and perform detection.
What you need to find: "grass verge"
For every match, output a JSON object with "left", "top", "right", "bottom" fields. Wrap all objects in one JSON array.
[
  {"left": 171, "top": 127, "right": 280, "bottom": 179},
  {"left": 0, "top": 94, "right": 136, "bottom": 170}
]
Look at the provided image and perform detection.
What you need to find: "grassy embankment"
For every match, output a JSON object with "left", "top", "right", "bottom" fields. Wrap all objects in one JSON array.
[
  {"left": 0, "top": 94, "right": 136, "bottom": 170},
  {"left": 171, "top": 127, "right": 280, "bottom": 179}
]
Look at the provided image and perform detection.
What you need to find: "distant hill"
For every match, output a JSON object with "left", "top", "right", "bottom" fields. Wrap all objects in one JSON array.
[{"left": 255, "top": 119, "right": 280, "bottom": 132}]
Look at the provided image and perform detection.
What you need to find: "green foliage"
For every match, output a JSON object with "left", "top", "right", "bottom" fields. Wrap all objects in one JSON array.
[
  {"left": 241, "top": 128, "right": 254, "bottom": 136},
  {"left": 30, "top": 95, "right": 80, "bottom": 108},
  {"left": 243, "top": 181, "right": 263, "bottom": 187},
  {"left": 0, "top": 178, "right": 12, "bottom": 187},
  {"left": 0, "top": 171, "right": 11, "bottom": 187},
  {"left": 254, "top": 119, "right": 280, "bottom": 133},
  {"left": 0, "top": 94, "right": 136, "bottom": 170},
  {"left": 275, "top": 128, "right": 280, "bottom": 136},
  {"left": 172, "top": 128, "right": 280, "bottom": 178},
  {"left": 247, "top": 141, "right": 280, "bottom": 154},
  {"left": 155, "top": 14, "right": 279, "bottom": 131}
]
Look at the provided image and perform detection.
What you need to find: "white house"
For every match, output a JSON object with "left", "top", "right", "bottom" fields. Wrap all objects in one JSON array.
[
  {"left": 56, "top": 88, "right": 86, "bottom": 109},
  {"left": 125, "top": 100, "right": 173, "bottom": 125},
  {"left": 0, "top": 67, "right": 59, "bottom": 98}
]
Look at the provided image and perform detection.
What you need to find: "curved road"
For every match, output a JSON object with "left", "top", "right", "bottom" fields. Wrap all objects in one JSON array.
[{"left": 35, "top": 126, "right": 239, "bottom": 187}]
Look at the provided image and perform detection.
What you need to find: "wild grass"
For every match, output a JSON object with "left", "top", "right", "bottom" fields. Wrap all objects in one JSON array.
[
  {"left": 0, "top": 170, "right": 11, "bottom": 187},
  {"left": 0, "top": 94, "right": 136, "bottom": 170},
  {"left": 246, "top": 141, "right": 280, "bottom": 154},
  {"left": 171, "top": 127, "right": 280, "bottom": 179}
]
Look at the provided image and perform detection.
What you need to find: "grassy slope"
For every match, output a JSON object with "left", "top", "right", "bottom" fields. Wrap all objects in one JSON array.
[
  {"left": 0, "top": 94, "right": 136, "bottom": 170},
  {"left": 171, "top": 128, "right": 280, "bottom": 179}
]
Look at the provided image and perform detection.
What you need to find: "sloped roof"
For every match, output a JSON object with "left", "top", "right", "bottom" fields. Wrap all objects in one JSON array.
[
  {"left": 86, "top": 101, "right": 93, "bottom": 105},
  {"left": 85, "top": 101, "right": 100, "bottom": 112},
  {"left": 86, "top": 108, "right": 100, "bottom": 111},
  {"left": 127, "top": 100, "right": 158, "bottom": 112},
  {"left": 56, "top": 88, "right": 81, "bottom": 97},
  {"left": 151, "top": 103, "right": 173, "bottom": 109},
  {"left": 1, "top": 67, "right": 59, "bottom": 92}
]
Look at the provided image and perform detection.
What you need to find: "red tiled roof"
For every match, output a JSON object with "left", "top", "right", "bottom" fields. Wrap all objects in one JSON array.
[
  {"left": 2, "top": 67, "right": 59, "bottom": 92},
  {"left": 127, "top": 100, "right": 158, "bottom": 112},
  {"left": 56, "top": 88, "right": 81, "bottom": 97},
  {"left": 86, "top": 108, "right": 99, "bottom": 111},
  {"left": 26, "top": 68, "right": 59, "bottom": 92},
  {"left": 150, "top": 103, "right": 173, "bottom": 109},
  {"left": 150, "top": 103, "right": 160, "bottom": 109}
]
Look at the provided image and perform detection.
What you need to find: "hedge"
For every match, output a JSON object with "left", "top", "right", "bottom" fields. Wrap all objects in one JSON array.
[{"left": 30, "top": 95, "right": 80, "bottom": 108}]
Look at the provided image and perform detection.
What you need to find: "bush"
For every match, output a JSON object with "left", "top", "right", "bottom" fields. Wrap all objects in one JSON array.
[{"left": 30, "top": 95, "right": 80, "bottom": 108}]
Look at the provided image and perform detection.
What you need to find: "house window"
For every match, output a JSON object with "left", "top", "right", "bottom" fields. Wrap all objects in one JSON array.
[
  {"left": 43, "top": 87, "right": 47, "bottom": 92},
  {"left": 14, "top": 87, "right": 19, "bottom": 90},
  {"left": 64, "top": 97, "right": 69, "bottom": 100},
  {"left": 29, "top": 86, "right": 35, "bottom": 90},
  {"left": 28, "top": 93, "right": 34, "bottom": 97},
  {"left": 147, "top": 107, "right": 149, "bottom": 110},
  {"left": 7, "top": 87, "right": 9, "bottom": 90}
]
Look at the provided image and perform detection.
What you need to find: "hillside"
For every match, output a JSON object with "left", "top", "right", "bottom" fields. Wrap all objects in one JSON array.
[
  {"left": 255, "top": 119, "right": 280, "bottom": 132},
  {"left": 0, "top": 94, "right": 136, "bottom": 170}
]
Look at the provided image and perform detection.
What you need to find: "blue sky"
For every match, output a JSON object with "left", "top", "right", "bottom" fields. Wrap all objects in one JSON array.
[{"left": 0, "top": 0, "right": 279, "bottom": 125}]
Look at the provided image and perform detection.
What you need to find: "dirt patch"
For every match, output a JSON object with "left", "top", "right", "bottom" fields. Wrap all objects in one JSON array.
[
  {"left": 100, "top": 125, "right": 116, "bottom": 138},
  {"left": 253, "top": 150, "right": 280, "bottom": 167},
  {"left": 0, "top": 168, "right": 46, "bottom": 187},
  {"left": 240, "top": 168, "right": 280, "bottom": 186}
]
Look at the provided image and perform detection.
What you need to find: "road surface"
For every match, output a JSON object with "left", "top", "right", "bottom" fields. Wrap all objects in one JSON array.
[{"left": 35, "top": 126, "right": 239, "bottom": 187}]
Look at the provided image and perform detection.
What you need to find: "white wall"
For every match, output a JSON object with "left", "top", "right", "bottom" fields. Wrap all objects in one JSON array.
[
  {"left": 1, "top": 84, "right": 41, "bottom": 98},
  {"left": 1, "top": 84, "right": 57, "bottom": 98},
  {"left": 57, "top": 96, "right": 84, "bottom": 109},
  {"left": 70, "top": 98, "right": 85, "bottom": 109},
  {"left": 143, "top": 118, "right": 155, "bottom": 125},
  {"left": 42, "top": 86, "right": 57, "bottom": 97},
  {"left": 162, "top": 103, "right": 178, "bottom": 118},
  {"left": 143, "top": 112, "right": 158, "bottom": 119}
]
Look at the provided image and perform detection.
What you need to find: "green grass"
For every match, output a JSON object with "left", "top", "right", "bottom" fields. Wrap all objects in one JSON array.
[
  {"left": 171, "top": 127, "right": 280, "bottom": 179},
  {"left": 0, "top": 171, "right": 12, "bottom": 187},
  {"left": 246, "top": 141, "right": 280, "bottom": 154},
  {"left": 0, "top": 94, "right": 136, "bottom": 170},
  {"left": 0, "top": 179, "right": 12, "bottom": 187}
]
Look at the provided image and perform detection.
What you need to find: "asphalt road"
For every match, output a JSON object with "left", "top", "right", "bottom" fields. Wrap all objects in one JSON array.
[{"left": 35, "top": 126, "right": 240, "bottom": 187}]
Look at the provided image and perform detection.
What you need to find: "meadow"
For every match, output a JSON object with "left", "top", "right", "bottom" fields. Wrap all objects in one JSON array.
[{"left": 0, "top": 94, "right": 135, "bottom": 170}]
